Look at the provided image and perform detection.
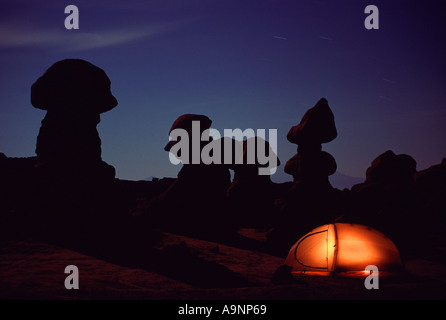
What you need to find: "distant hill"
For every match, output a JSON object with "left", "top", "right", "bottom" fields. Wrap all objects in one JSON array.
[
  {"left": 271, "top": 169, "right": 363, "bottom": 191},
  {"left": 143, "top": 171, "right": 362, "bottom": 190},
  {"left": 329, "top": 171, "right": 364, "bottom": 190}
]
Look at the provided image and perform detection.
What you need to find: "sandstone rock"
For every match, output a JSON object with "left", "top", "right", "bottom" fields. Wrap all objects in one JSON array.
[
  {"left": 32, "top": 59, "right": 117, "bottom": 182},
  {"left": 286, "top": 98, "right": 337, "bottom": 145},
  {"left": 31, "top": 59, "right": 117, "bottom": 113},
  {"left": 164, "top": 114, "right": 212, "bottom": 152},
  {"left": 365, "top": 150, "right": 416, "bottom": 185},
  {"left": 284, "top": 151, "right": 336, "bottom": 181},
  {"left": 226, "top": 137, "right": 281, "bottom": 227}
]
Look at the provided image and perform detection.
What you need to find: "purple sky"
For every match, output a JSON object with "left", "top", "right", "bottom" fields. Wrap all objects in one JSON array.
[{"left": 1, "top": 0, "right": 445, "bottom": 187}]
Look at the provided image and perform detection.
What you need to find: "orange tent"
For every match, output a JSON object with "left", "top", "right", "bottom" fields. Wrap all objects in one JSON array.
[{"left": 285, "top": 223, "right": 403, "bottom": 275}]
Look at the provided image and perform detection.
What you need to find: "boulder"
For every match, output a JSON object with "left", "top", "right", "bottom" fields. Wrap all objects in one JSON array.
[
  {"left": 284, "top": 151, "right": 337, "bottom": 181},
  {"left": 32, "top": 59, "right": 117, "bottom": 182},
  {"left": 365, "top": 150, "right": 416, "bottom": 185},
  {"left": 286, "top": 98, "right": 337, "bottom": 145},
  {"left": 31, "top": 59, "right": 117, "bottom": 113}
]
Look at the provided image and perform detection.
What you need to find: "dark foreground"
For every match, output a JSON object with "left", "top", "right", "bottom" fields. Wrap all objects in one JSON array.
[
  {"left": 1, "top": 152, "right": 446, "bottom": 301},
  {"left": 1, "top": 228, "right": 446, "bottom": 300}
]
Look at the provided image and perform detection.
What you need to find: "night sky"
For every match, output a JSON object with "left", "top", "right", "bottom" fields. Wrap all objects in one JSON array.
[{"left": 1, "top": 0, "right": 445, "bottom": 187}]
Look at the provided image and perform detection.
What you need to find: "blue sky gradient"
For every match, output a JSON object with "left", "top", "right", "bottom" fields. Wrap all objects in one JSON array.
[{"left": 1, "top": 0, "right": 445, "bottom": 185}]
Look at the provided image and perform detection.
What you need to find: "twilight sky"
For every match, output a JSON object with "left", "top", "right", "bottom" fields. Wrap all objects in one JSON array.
[{"left": 1, "top": 0, "right": 445, "bottom": 187}]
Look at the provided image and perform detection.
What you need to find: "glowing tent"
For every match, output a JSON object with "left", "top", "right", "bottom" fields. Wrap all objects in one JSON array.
[{"left": 285, "top": 223, "right": 403, "bottom": 275}]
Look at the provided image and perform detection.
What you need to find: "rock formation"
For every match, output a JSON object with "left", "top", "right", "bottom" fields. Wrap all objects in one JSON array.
[
  {"left": 284, "top": 98, "right": 337, "bottom": 191},
  {"left": 365, "top": 150, "right": 417, "bottom": 186},
  {"left": 267, "top": 98, "right": 342, "bottom": 250},
  {"left": 226, "top": 137, "right": 281, "bottom": 227},
  {"left": 31, "top": 59, "right": 117, "bottom": 184},
  {"left": 141, "top": 114, "right": 232, "bottom": 237},
  {"left": 26, "top": 59, "right": 121, "bottom": 244}
]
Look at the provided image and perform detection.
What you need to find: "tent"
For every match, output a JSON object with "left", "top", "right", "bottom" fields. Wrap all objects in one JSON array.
[{"left": 285, "top": 223, "right": 403, "bottom": 275}]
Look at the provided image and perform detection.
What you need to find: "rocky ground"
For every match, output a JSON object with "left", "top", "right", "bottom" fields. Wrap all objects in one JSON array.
[{"left": 1, "top": 225, "right": 446, "bottom": 301}]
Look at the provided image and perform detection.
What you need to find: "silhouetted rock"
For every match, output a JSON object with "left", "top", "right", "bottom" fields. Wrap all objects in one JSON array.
[
  {"left": 142, "top": 114, "right": 232, "bottom": 237},
  {"left": 32, "top": 59, "right": 117, "bottom": 184},
  {"left": 350, "top": 150, "right": 417, "bottom": 208},
  {"left": 413, "top": 158, "right": 446, "bottom": 227},
  {"left": 164, "top": 113, "right": 212, "bottom": 153},
  {"left": 18, "top": 59, "right": 127, "bottom": 246},
  {"left": 270, "top": 98, "right": 342, "bottom": 251},
  {"left": 365, "top": 150, "right": 416, "bottom": 185},
  {"left": 284, "top": 149, "right": 336, "bottom": 187},
  {"left": 226, "top": 137, "right": 281, "bottom": 227},
  {"left": 286, "top": 98, "right": 337, "bottom": 146},
  {"left": 414, "top": 158, "right": 446, "bottom": 192},
  {"left": 341, "top": 151, "right": 427, "bottom": 258},
  {"left": 284, "top": 98, "right": 338, "bottom": 189},
  {"left": 0, "top": 154, "right": 37, "bottom": 238},
  {"left": 0, "top": 154, "right": 37, "bottom": 195},
  {"left": 31, "top": 59, "right": 117, "bottom": 113},
  {"left": 347, "top": 150, "right": 417, "bottom": 226}
]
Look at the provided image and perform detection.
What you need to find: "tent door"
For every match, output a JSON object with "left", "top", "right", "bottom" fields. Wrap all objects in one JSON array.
[{"left": 294, "top": 229, "right": 329, "bottom": 270}]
